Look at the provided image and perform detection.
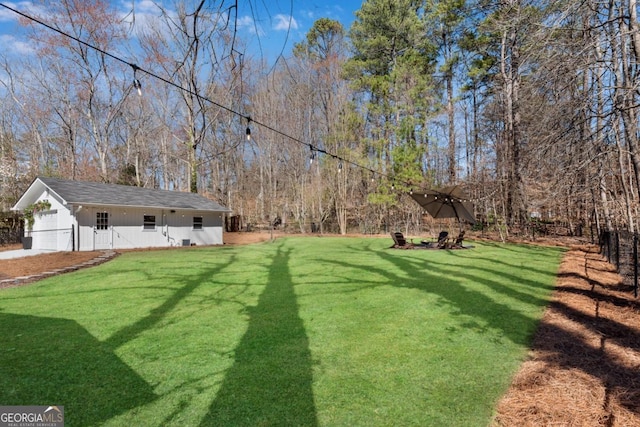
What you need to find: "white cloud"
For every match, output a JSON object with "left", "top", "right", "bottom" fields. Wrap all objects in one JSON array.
[
  {"left": 0, "top": 1, "right": 48, "bottom": 23},
  {"left": 237, "top": 15, "right": 265, "bottom": 37},
  {"left": 0, "top": 8, "right": 15, "bottom": 22},
  {"left": 0, "top": 34, "right": 34, "bottom": 55},
  {"left": 118, "top": 0, "right": 165, "bottom": 34},
  {"left": 119, "top": 0, "right": 160, "bottom": 15},
  {"left": 0, "top": 2, "right": 24, "bottom": 22},
  {"left": 131, "top": 0, "right": 159, "bottom": 14},
  {"left": 273, "top": 14, "right": 297, "bottom": 32}
]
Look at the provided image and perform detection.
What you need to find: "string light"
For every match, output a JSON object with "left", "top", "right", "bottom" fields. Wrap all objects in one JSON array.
[
  {"left": 0, "top": 2, "right": 419, "bottom": 193},
  {"left": 131, "top": 64, "right": 142, "bottom": 96},
  {"left": 309, "top": 146, "right": 316, "bottom": 164},
  {"left": 133, "top": 78, "right": 142, "bottom": 96}
]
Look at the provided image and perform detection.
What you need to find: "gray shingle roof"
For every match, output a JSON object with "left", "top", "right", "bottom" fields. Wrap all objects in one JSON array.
[{"left": 37, "top": 177, "right": 231, "bottom": 212}]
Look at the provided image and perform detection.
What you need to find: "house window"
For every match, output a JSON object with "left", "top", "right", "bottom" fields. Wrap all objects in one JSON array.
[
  {"left": 143, "top": 215, "right": 156, "bottom": 230},
  {"left": 96, "top": 212, "right": 109, "bottom": 230},
  {"left": 193, "top": 216, "right": 203, "bottom": 230}
]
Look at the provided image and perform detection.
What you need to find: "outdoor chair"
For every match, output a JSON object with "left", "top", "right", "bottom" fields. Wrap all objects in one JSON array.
[
  {"left": 436, "top": 231, "right": 449, "bottom": 248},
  {"left": 451, "top": 230, "right": 465, "bottom": 248},
  {"left": 443, "top": 230, "right": 467, "bottom": 249},
  {"left": 390, "top": 232, "right": 412, "bottom": 248}
]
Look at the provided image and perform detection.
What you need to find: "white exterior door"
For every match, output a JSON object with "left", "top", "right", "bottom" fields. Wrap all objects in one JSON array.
[{"left": 94, "top": 211, "right": 111, "bottom": 250}]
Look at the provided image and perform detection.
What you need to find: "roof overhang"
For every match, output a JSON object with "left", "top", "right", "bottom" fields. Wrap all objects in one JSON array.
[
  {"left": 72, "top": 202, "right": 232, "bottom": 212},
  {"left": 11, "top": 177, "right": 65, "bottom": 212}
]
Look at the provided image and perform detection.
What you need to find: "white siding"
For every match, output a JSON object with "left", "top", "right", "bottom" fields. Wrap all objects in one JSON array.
[
  {"left": 74, "top": 206, "right": 225, "bottom": 251},
  {"left": 17, "top": 181, "right": 229, "bottom": 252},
  {"left": 54, "top": 206, "right": 74, "bottom": 251},
  {"left": 30, "top": 192, "right": 74, "bottom": 251},
  {"left": 165, "top": 211, "right": 223, "bottom": 246},
  {"left": 75, "top": 207, "right": 95, "bottom": 251},
  {"left": 112, "top": 208, "right": 168, "bottom": 249}
]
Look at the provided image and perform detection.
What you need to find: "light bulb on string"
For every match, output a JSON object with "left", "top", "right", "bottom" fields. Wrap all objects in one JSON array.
[
  {"left": 0, "top": 2, "right": 445, "bottom": 190},
  {"left": 133, "top": 78, "right": 142, "bottom": 96},
  {"left": 245, "top": 117, "right": 252, "bottom": 141},
  {"left": 131, "top": 64, "right": 142, "bottom": 96},
  {"left": 309, "top": 146, "right": 316, "bottom": 164},
  {"left": 338, "top": 158, "right": 343, "bottom": 172}
]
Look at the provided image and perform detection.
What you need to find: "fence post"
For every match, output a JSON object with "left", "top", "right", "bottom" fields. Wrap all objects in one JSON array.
[
  {"left": 615, "top": 231, "right": 620, "bottom": 270},
  {"left": 634, "top": 234, "right": 639, "bottom": 299},
  {"left": 604, "top": 231, "right": 611, "bottom": 262}
]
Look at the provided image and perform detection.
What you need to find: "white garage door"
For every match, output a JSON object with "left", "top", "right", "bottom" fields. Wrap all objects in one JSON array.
[{"left": 36, "top": 211, "right": 58, "bottom": 250}]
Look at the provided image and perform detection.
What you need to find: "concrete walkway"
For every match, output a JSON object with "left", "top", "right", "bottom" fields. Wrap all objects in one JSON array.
[{"left": 0, "top": 249, "right": 58, "bottom": 260}]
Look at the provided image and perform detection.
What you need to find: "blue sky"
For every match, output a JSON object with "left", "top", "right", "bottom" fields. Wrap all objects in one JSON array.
[
  {"left": 0, "top": 0, "right": 363, "bottom": 60},
  {"left": 235, "top": 0, "right": 361, "bottom": 58}
]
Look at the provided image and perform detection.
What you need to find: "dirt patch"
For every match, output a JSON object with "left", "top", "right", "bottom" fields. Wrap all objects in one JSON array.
[{"left": 223, "top": 231, "right": 275, "bottom": 245}]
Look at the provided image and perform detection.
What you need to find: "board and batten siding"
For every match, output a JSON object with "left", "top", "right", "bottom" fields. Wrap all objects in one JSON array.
[
  {"left": 75, "top": 206, "right": 224, "bottom": 251},
  {"left": 31, "top": 194, "right": 75, "bottom": 251},
  {"left": 165, "top": 210, "right": 224, "bottom": 247}
]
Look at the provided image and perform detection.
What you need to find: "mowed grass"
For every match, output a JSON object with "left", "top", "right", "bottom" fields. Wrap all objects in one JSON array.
[{"left": 0, "top": 237, "right": 564, "bottom": 426}]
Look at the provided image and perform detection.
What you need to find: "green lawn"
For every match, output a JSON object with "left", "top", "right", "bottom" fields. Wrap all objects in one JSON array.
[{"left": 0, "top": 237, "right": 564, "bottom": 426}]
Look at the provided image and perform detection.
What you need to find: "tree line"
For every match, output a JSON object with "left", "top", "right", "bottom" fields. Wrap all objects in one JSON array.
[{"left": 1, "top": 0, "right": 639, "bottom": 236}]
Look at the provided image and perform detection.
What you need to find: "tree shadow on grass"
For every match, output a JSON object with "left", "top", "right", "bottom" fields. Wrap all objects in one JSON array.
[
  {"left": 0, "top": 312, "right": 156, "bottom": 426},
  {"left": 381, "top": 242, "right": 640, "bottom": 419},
  {"left": 201, "top": 244, "right": 318, "bottom": 426},
  {"left": 1, "top": 251, "right": 245, "bottom": 426},
  {"left": 103, "top": 254, "right": 238, "bottom": 350},
  {"left": 326, "top": 242, "right": 556, "bottom": 346}
]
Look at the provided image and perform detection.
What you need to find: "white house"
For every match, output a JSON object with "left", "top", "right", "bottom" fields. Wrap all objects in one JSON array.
[{"left": 12, "top": 177, "right": 232, "bottom": 251}]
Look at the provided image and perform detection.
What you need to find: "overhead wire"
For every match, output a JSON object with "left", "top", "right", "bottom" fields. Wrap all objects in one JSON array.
[{"left": 0, "top": 2, "right": 407, "bottom": 188}]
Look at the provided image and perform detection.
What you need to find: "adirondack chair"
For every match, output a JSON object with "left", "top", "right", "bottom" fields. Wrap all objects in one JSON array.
[
  {"left": 390, "top": 232, "right": 412, "bottom": 248},
  {"left": 436, "top": 231, "right": 449, "bottom": 248},
  {"left": 448, "top": 230, "right": 466, "bottom": 248},
  {"left": 452, "top": 230, "right": 466, "bottom": 247}
]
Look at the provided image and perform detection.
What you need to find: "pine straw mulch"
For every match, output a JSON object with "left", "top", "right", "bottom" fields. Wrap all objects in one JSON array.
[{"left": 493, "top": 244, "right": 640, "bottom": 426}]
